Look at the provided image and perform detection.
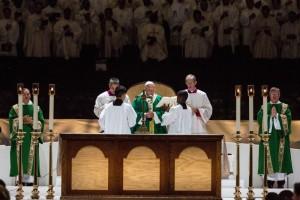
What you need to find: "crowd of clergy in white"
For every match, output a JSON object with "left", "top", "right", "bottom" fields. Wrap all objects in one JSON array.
[
  {"left": 1, "top": 0, "right": 300, "bottom": 60},
  {"left": 94, "top": 74, "right": 213, "bottom": 134}
]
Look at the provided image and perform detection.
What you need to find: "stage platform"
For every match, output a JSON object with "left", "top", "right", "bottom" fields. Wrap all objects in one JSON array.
[{"left": 6, "top": 186, "right": 293, "bottom": 200}]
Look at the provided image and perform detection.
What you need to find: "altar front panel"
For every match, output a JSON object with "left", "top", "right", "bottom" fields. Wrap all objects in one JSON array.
[{"left": 60, "top": 134, "right": 223, "bottom": 200}]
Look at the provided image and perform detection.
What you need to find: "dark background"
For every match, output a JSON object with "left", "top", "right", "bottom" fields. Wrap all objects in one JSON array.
[{"left": 0, "top": 56, "right": 299, "bottom": 120}]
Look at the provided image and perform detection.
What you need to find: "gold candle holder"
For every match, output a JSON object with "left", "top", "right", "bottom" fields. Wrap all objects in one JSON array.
[
  {"left": 261, "top": 132, "right": 270, "bottom": 199},
  {"left": 46, "top": 130, "right": 57, "bottom": 199},
  {"left": 234, "top": 133, "right": 242, "bottom": 200},
  {"left": 31, "top": 131, "right": 41, "bottom": 200},
  {"left": 247, "top": 131, "right": 255, "bottom": 200},
  {"left": 15, "top": 130, "right": 25, "bottom": 200}
]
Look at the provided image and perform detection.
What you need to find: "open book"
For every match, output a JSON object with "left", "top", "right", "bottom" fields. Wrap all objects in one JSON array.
[{"left": 156, "top": 96, "right": 177, "bottom": 107}]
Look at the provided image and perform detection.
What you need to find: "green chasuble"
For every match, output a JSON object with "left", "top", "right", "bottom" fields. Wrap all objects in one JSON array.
[
  {"left": 9, "top": 102, "right": 45, "bottom": 177},
  {"left": 131, "top": 94, "right": 167, "bottom": 134},
  {"left": 257, "top": 102, "right": 293, "bottom": 175}
]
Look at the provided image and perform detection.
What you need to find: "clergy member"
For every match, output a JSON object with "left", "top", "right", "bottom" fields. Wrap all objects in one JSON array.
[
  {"left": 181, "top": 9, "right": 213, "bottom": 58},
  {"left": 9, "top": 88, "right": 45, "bottom": 186},
  {"left": 257, "top": 87, "right": 293, "bottom": 188},
  {"left": 140, "top": 11, "right": 168, "bottom": 62},
  {"left": 23, "top": 2, "right": 51, "bottom": 57},
  {"left": 185, "top": 74, "right": 212, "bottom": 133},
  {"left": 54, "top": 8, "right": 82, "bottom": 59},
  {"left": 280, "top": 11, "right": 299, "bottom": 58},
  {"left": 0, "top": 7, "right": 19, "bottom": 56},
  {"left": 132, "top": 81, "right": 167, "bottom": 134},
  {"left": 253, "top": 5, "right": 279, "bottom": 58},
  {"left": 94, "top": 77, "right": 130, "bottom": 118},
  {"left": 99, "top": 85, "right": 137, "bottom": 134},
  {"left": 162, "top": 90, "right": 192, "bottom": 134}
]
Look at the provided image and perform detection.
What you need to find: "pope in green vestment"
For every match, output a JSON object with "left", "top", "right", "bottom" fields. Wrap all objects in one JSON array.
[
  {"left": 9, "top": 89, "right": 45, "bottom": 178},
  {"left": 131, "top": 81, "right": 167, "bottom": 134},
  {"left": 257, "top": 88, "right": 293, "bottom": 182}
]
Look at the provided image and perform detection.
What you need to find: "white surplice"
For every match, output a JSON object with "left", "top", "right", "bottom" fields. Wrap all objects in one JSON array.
[
  {"left": 0, "top": 18, "right": 19, "bottom": 56},
  {"left": 185, "top": 89, "right": 212, "bottom": 133},
  {"left": 162, "top": 104, "right": 193, "bottom": 134},
  {"left": 99, "top": 102, "right": 137, "bottom": 134},
  {"left": 94, "top": 91, "right": 131, "bottom": 118}
]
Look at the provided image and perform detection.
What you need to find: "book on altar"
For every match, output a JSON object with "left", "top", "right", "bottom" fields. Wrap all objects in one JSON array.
[{"left": 156, "top": 96, "right": 177, "bottom": 107}]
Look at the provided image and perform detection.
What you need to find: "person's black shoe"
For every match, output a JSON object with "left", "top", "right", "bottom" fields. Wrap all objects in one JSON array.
[
  {"left": 267, "top": 180, "right": 275, "bottom": 188},
  {"left": 277, "top": 180, "right": 285, "bottom": 188}
]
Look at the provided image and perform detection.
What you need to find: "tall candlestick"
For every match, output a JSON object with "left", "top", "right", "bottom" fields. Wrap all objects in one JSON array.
[
  {"left": 248, "top": 85, "right": 255, "bottom": 132},
  {"left": 262, "top": 85, "right": 268, "bottom": 133},
  {"left": 17, "top": 83, "right": 24, "bottom": 130},
  {"left": 32, "top": 83, "right": 39, "bottom": 130},
  {"left": 49, "top": 84, "right": 55, "bottom": 130},
  {"left": 235, "top": 85, "right": 242, "bottom": 133}
]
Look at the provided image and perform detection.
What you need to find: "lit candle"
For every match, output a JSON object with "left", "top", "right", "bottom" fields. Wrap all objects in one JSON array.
[
  {"left": 262, "top": 85, "right": 268, "bottom": 133},
  {"left": 49, "top": 84, "right": 55, "bottom": 131},
  {"left": 235, "top": 85, "right": 242, "bottom": 133},
  {"left": 248, "top": 85, "right": 255, "bottom": 132},
  {"left": 17, "top": 83, "right": 24, "bottom": 130},
  {"left": 32, "top": 83, "right": 39, "bottom": 130}
]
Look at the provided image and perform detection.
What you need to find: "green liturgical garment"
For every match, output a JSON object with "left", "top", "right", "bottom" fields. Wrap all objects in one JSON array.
[
  {"left": 131, "top": 94, "right": 167, "bottom": 134},
  {"left": 9, "top": 102, "right": 45, "bottom": 177},
  {"left": 257, "top": 102, "right": 293, "bottom": 175}
]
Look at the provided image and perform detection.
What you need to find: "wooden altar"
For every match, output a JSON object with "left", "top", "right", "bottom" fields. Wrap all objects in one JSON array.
[{"left": 60, "top": 133, "right": 223, "bottom": 200}]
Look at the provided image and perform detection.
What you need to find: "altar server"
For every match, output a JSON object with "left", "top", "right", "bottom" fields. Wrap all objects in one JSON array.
[
  {"left": 185, "top": 74, "right": 212, "bottom": 133},
  {"left": 162, "top": 90, "right": 192, "bottom": 134},
  {"left": 99, "top": 85, "right": 137, "bottom": 134}
]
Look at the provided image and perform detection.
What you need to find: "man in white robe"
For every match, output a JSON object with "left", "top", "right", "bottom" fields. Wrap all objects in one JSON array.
[
  {"left": 169, "top": 0, "right": 192, "bottom": 47},
  {"left": 240, "top": 0, "right": 260, "bottom": 56},
  {"left": 94, "top": 77, "right": 131, "bottom": 118},
  {"left": 102, "top": 7, "right": 122, "bottom": 58},
  {"left": 0, "top": 7, "right": 19, "bottom": 56},
  {"left": 23, "top": 2, "right": 51, "bottom": 57},
  {"left": 213, "top": 0, "right": 239, "bottom": 55},
  {"left": 181, "top": 9, "right": 214, "bottom": 58},
  {"left": 140, "top": 11, "right": 168, "bottom": 61},
  {"left": 185, "top": 74, "right": 212, "bottom": 133},
  {"left": 76, "top": 0, "right": 98, "bottom": 57},
  {"left": 113, "top": 0, "right": 134, "bottom": 46},
  {"left": 99, "top": 85, "right": 137, "bottom": 134},
  {"left": 281, "top": 11, "right": 300, "bottom": 58},
  {"left": 162, "top": 90, "right": 192, "bottom": 134},
  {"left": 253, "top": 5, "right": 279, "bottom": 58},
  {"left": 54, "top": 8, "right": 82, "bottom": 59}
]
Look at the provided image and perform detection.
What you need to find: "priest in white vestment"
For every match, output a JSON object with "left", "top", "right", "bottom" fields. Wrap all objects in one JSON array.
[
  {"left": 181, "top": 10, "right": 214, "bottom": 58},
  {"left": 280, "top": 11, "right": 300, "bottom": 58},
  {"left": 99, "top": 85, "right": 137, "bottom": 134},
  {"left": 94, "top": 78, "right": 131, "bottom": 118},
  {"left": 140, "top": 11, "right": 168, "bottom": 61},
  {"left": 213, "top": 0, "right": 239, "bottom": 54},
  {"left": 0, "top": 7, "right": 19, "bottom": 56},
  {"left": 253, "top": 5, "right": 279, "bottom": 58},
  {"left": 162, "top": 90, "right": 192, "bottom": 134},
  {"left": 23, "top": 2, "right": 51, "bottom": 57},
  {"left": 185, "top": 74, "right": 212, "bottom": 133},
  {"left": 54, "top": 8, "right": 82, "bottom": 59},
  {"left": 240, "top": 0, "right": 260, "bottom": 55}
]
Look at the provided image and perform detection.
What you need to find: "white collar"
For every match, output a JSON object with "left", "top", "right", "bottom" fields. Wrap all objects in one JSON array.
[
  {"left": 270, "top": 101, "right": 281, "bottom": 104},
  {"left": 23, "top": 100, "right": 33, "bottom": 105}
]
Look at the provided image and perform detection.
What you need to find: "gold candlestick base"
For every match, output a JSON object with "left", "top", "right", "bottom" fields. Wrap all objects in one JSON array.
[
  {"left": 31, "top": 184, "right": 40, "bottom": 199},
  {"left": 46, "top": 185, "right": 55, "bottom": 199},
  {"left": 247, "top": 186, "right": 255, "bottom": 200},
  {"left": 15, "top": 184, "right": 24, "bottom": 200},
  {"left": 234, "top": 186, "right": 242, "bottom": 200},
  {"left": 262, "top": 186, "right": 268, "bottom": 199},
  {"left": 16, "top": 131, "right": 25, "bottom": 200}
]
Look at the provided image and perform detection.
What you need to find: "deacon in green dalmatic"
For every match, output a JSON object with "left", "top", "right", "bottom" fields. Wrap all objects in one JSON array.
[
  {"left": 131, "top": 81, "right": 167, "bottom": 134},
  {"left": 9, "top": 88, "right": 45, "bottom": 186},
  {"left": 257, "top": 87, "right": 293, "bottom": 188}
]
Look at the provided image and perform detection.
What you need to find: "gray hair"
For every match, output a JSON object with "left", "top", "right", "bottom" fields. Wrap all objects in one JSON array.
[
  {"left": 185, "top": 74, "right": 197, "bottom": 82},
  {"left": 269, "top": 87, "right": 280, "bottom": 95}
]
